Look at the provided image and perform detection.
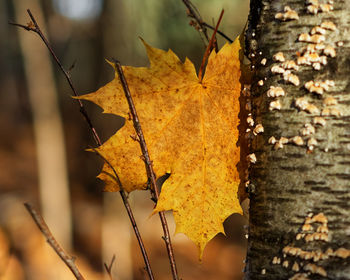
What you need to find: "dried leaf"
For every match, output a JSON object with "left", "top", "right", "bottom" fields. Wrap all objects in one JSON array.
[{"left": 79, "top": 36, "right": 243, "bottom": 258}]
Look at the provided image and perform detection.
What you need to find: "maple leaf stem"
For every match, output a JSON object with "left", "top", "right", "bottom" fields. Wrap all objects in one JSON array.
[
  {"left": 114, "top": 60, "right": 180, "bottom": 280},
  {"left": 24, "top": 203, "right": 86, "bottom": 280},
  {"left": 198, "top": 9, "right": 224, "bottom": 82},
  {"left": 12, "top": 10, "right": 156, "bottom": 280}
]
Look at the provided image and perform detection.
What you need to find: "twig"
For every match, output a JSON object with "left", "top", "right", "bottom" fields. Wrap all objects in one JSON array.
[
  {"left": 24, "top": 203, "right": 86, "bottom": 280},
  {"left": 182, "top": 0, "right": 233, "bottom": 47},
  {"left": 202, "top": 22, "right": 233, "bottom": 43},
  {"left": 12, "top": 10, "right": 155, "bottom": 280},
  {"left": 182, "top": 0, "right": 210, "bottom": 43},
  {"left": 9, "top": 9, "right": 101, "bottom": 147},
  {"left": 114, "top": 60, "right": 179, "bottom": 280},
  {"left": 104, "top": 255, "right": 116, "bottom": 280},
  {"left": 198, "top": 9, "right": 224, "bottom": 81},
  {"left": 89, "top": 147, "right": 155, "bottom": 280}
]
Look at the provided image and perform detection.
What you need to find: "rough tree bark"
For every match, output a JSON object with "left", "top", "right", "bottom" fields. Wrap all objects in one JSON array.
[{"left": 244, "top": 0, "right": 350, "bottom": 279}]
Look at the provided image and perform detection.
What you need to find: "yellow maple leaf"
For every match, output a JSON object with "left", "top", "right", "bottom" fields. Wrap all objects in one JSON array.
[{"left": 79, "top": 37, "right": 243, "bottom": 258}]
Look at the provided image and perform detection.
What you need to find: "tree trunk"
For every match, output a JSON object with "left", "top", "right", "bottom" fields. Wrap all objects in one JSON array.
[{"left": 245, "top": 0, "right": 350, "bottom": 279}]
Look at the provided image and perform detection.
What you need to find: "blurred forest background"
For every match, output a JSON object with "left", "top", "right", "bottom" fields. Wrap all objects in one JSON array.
[{"left": 1, "top": 0, "right": 249, "bottom": 279}]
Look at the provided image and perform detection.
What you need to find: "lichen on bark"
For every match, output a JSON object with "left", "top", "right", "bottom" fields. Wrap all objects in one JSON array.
[{"left": 244, "top": 0, "right": 350, "bottom": 279}]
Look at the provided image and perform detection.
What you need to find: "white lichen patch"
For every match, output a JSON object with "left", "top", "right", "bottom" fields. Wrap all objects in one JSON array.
[
  {"left": 321, "top": 21, "right": 336, "bottom": 31},
  {"left": 311, "top": 212, "right": 328, "bottom": 224},
  {"left": 304, "top": 232, "right": 329, "bottom": 242},
  {"left": 295, "top": 98, "right": 320, "bottom": 114},
  {"left": 310, "top": 34, "right": 326, "bottom": 44},
  {"left": 305, "top": 80, "right": 334, "bottom": 95},
  {"left": 279, "top": 213, "right": 350, "bottom": 279},
  {"left": 330, "top": 108, "right": 342, "bottom": 117},
  {"left": 283, "top": 246, "right": 302, "bottom": 256},
  {"left": 307, "top": 137, "right": 318, "bottom": 151},
  {"left": 302, "top": 223, "right": 314, "bottom": 232},
  {"left": 319, "top": 55, "right": 327, "bottom": 65},
  {"left": 322, "top": 107, "right": 342, "bottom": 117},
  {"left": 304, "top": 52, "right": 320, "bottom": 63},
  {"left": 280, "top": 137, "right": 289, "bottom": 144},
  {"left": 267, "top": 86, "right": 285, "bottom": 97},
  {"left": 337, "top": 41, "right": 344, "bottom": 47},
  {"left": 323, "top": 45, "right": 336, "bottom": 57},
  {"left": 289, "top": 273, "right": 309, "bottom": 280},
  {"left": 269, "top": 100, "right": 282, "bottom": 111},
  {"left": 275, "top": 6, "right": 299, "bottom": 21},
  {"left": 312, "top": 62, "right": 321, "bottom": 70},
  {"left": 290, "top": 136, "right": 304, "bottom": 146},
  {"left": 275, "top": 137, "right": 289, "bottom": 149},
  {"left": 334, "top": 248, "right": 350, "bottom": 258},
  {"left": 296, "top": 233, "right": 305, "bottom": 240},
  {"left": 283, "top": 71, "right": 300, "bottom": 86},
  {"left": 274, "top": 141, "right": 284, "bottom": 150},
  {"left": 302, "top": 43, "right": 325, "bottom": 53},
  {"left": 247, "top": 115, "right": 254, "bottom": 126},
  {"left": 272, "top": 256, "right": 279, "bottom": 264},
  {"left": 313, "top": 116, "right": 326, "bottom": 126},
  {"left": 253, "top": 124, "right": 264, "bottom": 135},
  {"left": 292, "top": 261, "right": 300, "bottom": 272},
  {"left": 310, "top": 26, "right": 326, "bottom": 35},
  {"left": 297, "top": 56, "right": 311, "bottom": 65},
  {"left": 273, "top": 51, "right": 285, "bottom": 62},
  {"left": 268, "top": 136, "right": 277, "bottom": 145},
  {"left": 271, "top": 65, "right": 285, "bottom": 74},
  {"left": 305, "top": 80, "right": 324, "bottom": 95},
  {"left": 306, "top": 104, "right": 319, "bottom": 114},
  {"left": 282, "top": 60, "right": 299, "bottom": 70},
  {"left": 247, "top": 153, "right": 257, "bottom": 163},
  {"left": 307, "top": 4, "right": 319, "bottom": 14},
  {"left": 316, "top": 224, "right": 329, "bottom": 233},
  {"left": 295, "top": 97, "right": 309, "bottom": 111},
  {"left": 319, "top": 3, "right": 333, "bottom": 12},
  {"left": 300, "top": 123, "right": 315, "bottom": 136},
  {"left": 304, "top": 263, "right": 327, "bottom": 277},
  {"left": 298, "top": 33, "right": 311, "bottom": 42},
  {"left": 323, "top": 96, "right": 337, "bottom": 106}
]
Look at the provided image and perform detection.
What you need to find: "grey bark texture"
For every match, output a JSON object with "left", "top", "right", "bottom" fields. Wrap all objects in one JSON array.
[{"left": 244, "top": 0, "right": 350, "bottom": 279}]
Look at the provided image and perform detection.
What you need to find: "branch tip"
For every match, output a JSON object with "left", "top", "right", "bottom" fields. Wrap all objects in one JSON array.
[{"left": 15, "top": 10, "right": 154, "bottom": 279}]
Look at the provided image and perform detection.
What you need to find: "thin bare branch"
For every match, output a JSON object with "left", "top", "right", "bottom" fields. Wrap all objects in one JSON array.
[
  {"left": 202, "top": 22, "right": 233, "bottom": 43},
  {"left": 182, "top": 0, "right": 233, "bottom": 46},
  {"left": 8, "top": 21, "right": 35, "bottom": 31},
  {"left": 114, "top": 60, "right": 179, "bottom": 280},
  {"left": 89, "top": 147, "right": 155, "bottom": 280},
  {"left": 104, "top": 255, "right": 116, "bottom": 280},
  {"left": 24, "top": 203, "right": 86, "bottom": 280},
  {"left": 10, "top": 9, "right": 102, "bottom": 146},
  {"left": 182, "top": 0, "right": 210, "bottom": 43},
  {"left": 13, "top": 10, "right": 155, "bottom": 280}
]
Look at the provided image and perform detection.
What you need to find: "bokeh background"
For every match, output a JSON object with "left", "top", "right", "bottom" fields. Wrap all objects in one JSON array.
[{"left": 1, "top": 0, "right": 249, "bottom": 279}]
